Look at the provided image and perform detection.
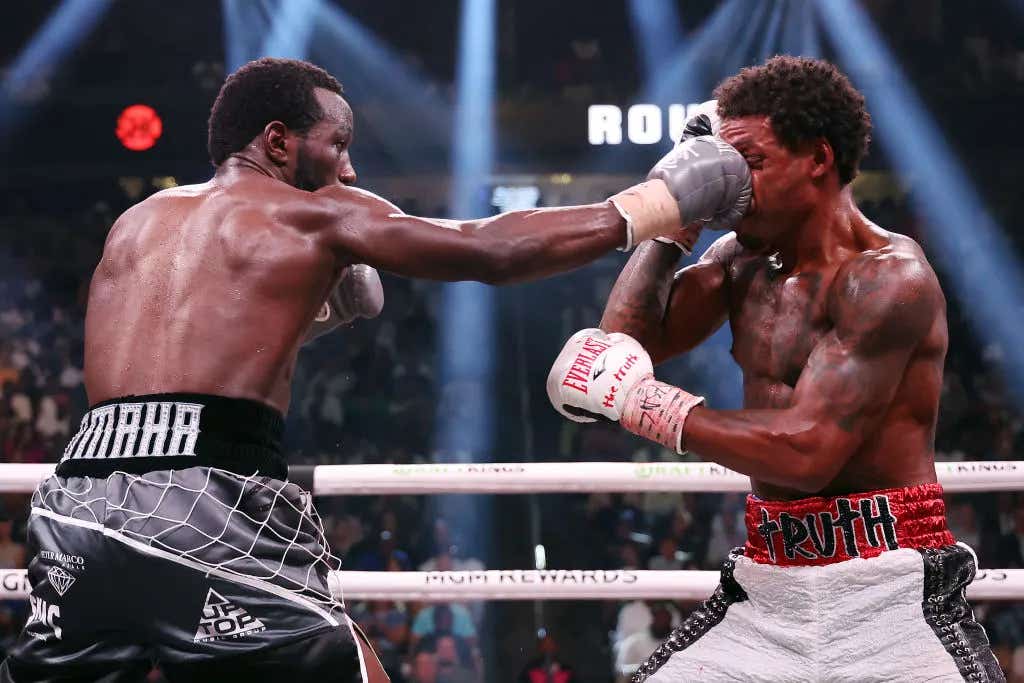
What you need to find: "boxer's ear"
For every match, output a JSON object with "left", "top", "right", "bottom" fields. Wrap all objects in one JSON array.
[{"left": 809, "top": 138, "right": 834, "bottom": 180}]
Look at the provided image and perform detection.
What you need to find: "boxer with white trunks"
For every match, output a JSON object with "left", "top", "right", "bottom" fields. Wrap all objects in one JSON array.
[
  {"left": 1, "top": 56, "right": 750, "bottom": 682},
  {"left": 548, "top": 56, "right": 1004, "bottom": 681}
]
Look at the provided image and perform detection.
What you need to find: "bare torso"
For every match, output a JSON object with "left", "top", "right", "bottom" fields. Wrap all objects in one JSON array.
[
  {"left": 85, "top": 175, "right": 343, "bottom": 413},
  {"left": 85, "top": 160, "right": 637, "bottom": 416},
  {"left": 720, "top": 229, "right": 947, "bottom": 499}
]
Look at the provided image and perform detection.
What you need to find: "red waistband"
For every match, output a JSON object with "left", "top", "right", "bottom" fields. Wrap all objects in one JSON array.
[{"left": 744, "top": 483, "right": 954, "bottom": 567}]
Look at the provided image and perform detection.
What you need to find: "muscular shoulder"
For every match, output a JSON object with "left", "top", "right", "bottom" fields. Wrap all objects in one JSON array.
[
  {"left": 275, "top": 184, "right": 405, "bottom": 238},
  {"left": 829, "top": 240, "right": 942, "bottom": 351}
]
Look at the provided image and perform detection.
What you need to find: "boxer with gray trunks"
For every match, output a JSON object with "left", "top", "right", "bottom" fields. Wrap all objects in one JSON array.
[
  {"left": 1, "top": 57, "right": 750, "bottom": 682},
  {"left": 548, "top": 56, "right": 1004, "bottom": 681}
]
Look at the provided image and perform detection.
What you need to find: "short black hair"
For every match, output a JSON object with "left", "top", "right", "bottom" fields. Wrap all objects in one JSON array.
[
  {"left": 207, "top": 57, "right": 343, "bottom": 166},
  {"left": 714, "top": 56, "right": 871, "bottom": 185}
]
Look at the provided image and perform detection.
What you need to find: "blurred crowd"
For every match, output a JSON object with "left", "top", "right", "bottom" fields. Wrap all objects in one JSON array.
[{"left": 0, "top": 189, "right": 1020, "bottom": 681}]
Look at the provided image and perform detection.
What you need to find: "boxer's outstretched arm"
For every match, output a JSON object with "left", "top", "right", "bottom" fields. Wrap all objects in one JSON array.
[
  {"left": 600, "top": 234, "right": 733, "bottom": 364},
  {"left": 305, "top": 185, "right": 632, "bottom": 285},
  {"left": 682, "top": 254, "right": 941, "bottom": 492}
]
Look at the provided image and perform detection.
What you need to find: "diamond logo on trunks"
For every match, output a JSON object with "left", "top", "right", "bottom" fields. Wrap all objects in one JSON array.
[
  {"left": 46, "top": 566, "right": 75, "bottom": 597},
  {"left": 194, "top": 588, "right": 266, "bottom": 642}
]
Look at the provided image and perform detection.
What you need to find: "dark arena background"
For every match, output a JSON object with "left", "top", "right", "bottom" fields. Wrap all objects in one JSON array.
[{"left": 1, "top": 1, "right": 1023, "bottom": 681}]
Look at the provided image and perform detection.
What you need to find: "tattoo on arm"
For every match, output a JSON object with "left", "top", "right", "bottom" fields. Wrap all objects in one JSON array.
[
  {"left": 794, "top": 253, "right": 939, "bottom": 439},
  {"left": 600, "top": 241, "right": 680, "bottom": 343}
]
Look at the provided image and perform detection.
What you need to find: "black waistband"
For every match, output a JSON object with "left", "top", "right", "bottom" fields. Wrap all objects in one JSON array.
[{"left": 56, "top": 393, "right": 287, "bottom": 479}]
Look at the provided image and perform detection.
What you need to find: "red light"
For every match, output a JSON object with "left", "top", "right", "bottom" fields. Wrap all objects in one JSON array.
[{"left": 116, "top": 104, "right": 163, "bottom": 151}]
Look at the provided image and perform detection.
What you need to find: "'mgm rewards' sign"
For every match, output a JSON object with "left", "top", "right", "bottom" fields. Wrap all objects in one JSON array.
[{"left": 588, "top": 103, "right": 707, "bottom": 145}]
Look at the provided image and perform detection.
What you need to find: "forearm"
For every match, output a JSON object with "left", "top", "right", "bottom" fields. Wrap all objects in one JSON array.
[
  {"left": 452, "top": 202, "right": 627, "bottom": 285},
  {"left": 683, "top": 407, "right": 837, "bottom": 492},
  {"left": 599, "top": 241, "right": 680, "bottom": 352}
]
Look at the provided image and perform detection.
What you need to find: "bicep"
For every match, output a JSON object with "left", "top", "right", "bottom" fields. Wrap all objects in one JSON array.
[
  {"left": 311, "top": 186, "right": 496, "bottom": 280},
  {"left": 790, "top": 332, "right": 912, "bottom": 449},
  {"left": 790, "top": 256, "right": 939, "bottom": 452}
]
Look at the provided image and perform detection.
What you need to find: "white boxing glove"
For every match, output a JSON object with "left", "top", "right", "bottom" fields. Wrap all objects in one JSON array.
[{"left": 546, "top": 329, "right": 654, "bottom": 423}]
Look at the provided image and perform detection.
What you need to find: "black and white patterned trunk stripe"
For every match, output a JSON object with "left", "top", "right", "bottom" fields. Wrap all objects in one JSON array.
[
  {"left": 919, "top": 546, "right": 1005, "bottom": 682},
  {"left": 630, "top": 550, "right": 748, "bottom": 683}
]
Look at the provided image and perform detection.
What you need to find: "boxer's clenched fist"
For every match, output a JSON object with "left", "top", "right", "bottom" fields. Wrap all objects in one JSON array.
[
  {"left": 326, "top": 264, "right": 385, "bottom": 324},
  {"left": 306, "top": 264, "right": 384, "bottom": 342},
  {"left": 647, "top": 135, "right": 752, "bottom": 231},
  {"left": 608, "top": 134, "right": 751, "bottom": 251},
  {"left": 654, "top": 100, "right": 726, "bottom": 253},
  {"left": 546, "top": 328, "right": 654, "bottom": 423}
]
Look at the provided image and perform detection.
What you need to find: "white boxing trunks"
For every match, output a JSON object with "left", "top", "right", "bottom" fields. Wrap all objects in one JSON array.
[{"left": 632, "top": 484, "right": 1005, "bottom": 682}]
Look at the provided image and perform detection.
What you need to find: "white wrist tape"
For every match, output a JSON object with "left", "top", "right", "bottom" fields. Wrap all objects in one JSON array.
[
  {"left": 620, "top": 376, "right": 705, "bottom": 454},
  {"left": 653, "top": 236, "right": 693, "bottom": 256},
  {"left": 608, "top": 180, "right": 682, "bottom": 251}
]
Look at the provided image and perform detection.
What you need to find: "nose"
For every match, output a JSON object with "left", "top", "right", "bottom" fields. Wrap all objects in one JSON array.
[{"left": 338, "top": 162, "right": 357, "bottom": 186}]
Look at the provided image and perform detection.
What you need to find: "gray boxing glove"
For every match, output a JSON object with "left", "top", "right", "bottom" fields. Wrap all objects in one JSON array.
[
  {"left": 647, "top": 135, "right": 752, "bottom": 232},
  {"left": 655, "top": 100, "right": 726, "bottom": 253},
  {"left": 681, "top": 99, "right": 721, "bottom": 141},
  {"left": 305, "top": 264, "right": 384, "bottom": 342}
]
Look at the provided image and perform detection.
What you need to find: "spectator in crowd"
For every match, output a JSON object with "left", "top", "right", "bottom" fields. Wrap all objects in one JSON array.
[
  {"left": 434, "top": 633, "right": 479, "bottom": 683},
  {"left": 705, "top": 494, "right": 747, "bottom": 565},
  {"left": 411, "top": 603, "right": 477, "bottom": 651},
  {"left": 351, "top": 600, "right": 411, "bottom": 681},
  {"left": 615, "top": 602, "right": 675, "bottom": 681},
  {"left": 352, "top": 530, "right": 412, "bottom": 572},
  {"left": 612, "top": 599, "right": 680, "bottom": 658},
  {"left": 517, "top": 631, "right": 577, "bottom": 683},
  {"left": 647, "top": 536, "right": 688, "bottom": 571},
  {"left": 409, "top": 643, "right": 439, "bottom": 683}
]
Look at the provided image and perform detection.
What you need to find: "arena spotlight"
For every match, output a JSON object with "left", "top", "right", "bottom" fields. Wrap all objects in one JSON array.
[
  {"left": 1, "top": 0, "right": 114, "bottom": 134},
  {"left": 800, "top": 0, "right": 824, "bottom": 58},
  {"left": 260, "top": 0, "right": 320, "bottom": 60},
  {"left": 221, "top": 0, "right": 272, "bottom": 71},
  {"left": 780, "top": 0, "right": 823, "bottom": 59},
  {"left": 756, "top": 0, "right": 786, "bottom": 62},
  {"left": 646, "top": 0, "right": 748, "bottom": 107},
  {"left": 817, "top": 0, "right": 1024, "bottom": 407},
  {"left": 115, "top": 104, "right": 163, "bottom": 152},
  {"left": 627, "top": 0, "right": 684, "bottom": 81},
  {"left": 309, "top": 2, "right": 452, "bottom": 168},
  {"left": 4, "top": 0, "right": 114, "bottom": 97},
  {"left": 717, "top": 0, "right": 772, "bottom": 78},
  {"left": 433, "top": 0, "right": 498, "bottom": 571},
  {"left": 438, "top": 0, "right": 498, "bottom": 462}
]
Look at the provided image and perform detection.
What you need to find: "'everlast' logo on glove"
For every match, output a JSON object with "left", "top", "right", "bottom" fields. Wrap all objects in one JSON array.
[
  {"left": 547, "top": 329, "right": 654, "bottom": 424},
  {"left": 560, "top": 335, "right": 613, "bottom": 395}
]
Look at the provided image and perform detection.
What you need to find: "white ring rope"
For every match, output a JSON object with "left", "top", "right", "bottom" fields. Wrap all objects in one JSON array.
[
  {"left": 0, "top": 460, "right": 1020, "bottom": 495},
  {"left": 1, "top": 463, "right": 1021, "bottom": 601},
  {"left": 1, "top": 568, "right": 1022, "bottom": 601}
]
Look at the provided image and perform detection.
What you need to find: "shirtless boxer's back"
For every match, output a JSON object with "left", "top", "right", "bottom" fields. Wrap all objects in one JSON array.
[
  {"left": 549, "top": 56, "right": 1004, "bottom": 681},
  {"left": 1, "top": 57, "right": 751, "bottom": 683}
]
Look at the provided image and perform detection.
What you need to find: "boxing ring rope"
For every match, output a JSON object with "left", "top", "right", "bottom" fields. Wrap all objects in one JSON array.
[
  {"left": 0, "top": 568, "right": 1021, "bottom": 602},
  {"left": 0, "top": 460, "right": 1021, "bottom": 494},
  {"left": 1, "top": 460, "right": 1021, "bottom": 601}
]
